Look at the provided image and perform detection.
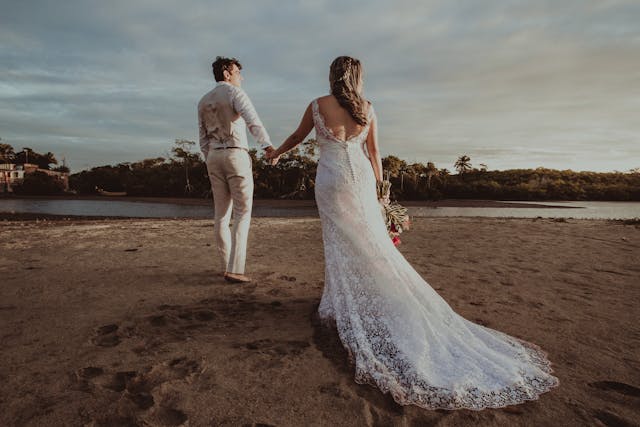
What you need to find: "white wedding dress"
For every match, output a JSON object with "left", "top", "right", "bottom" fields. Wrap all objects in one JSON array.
[{"left": 311, "top": 99, "right": 559, "bottom": 410}]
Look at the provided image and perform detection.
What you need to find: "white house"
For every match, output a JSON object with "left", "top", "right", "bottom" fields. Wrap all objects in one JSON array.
[{"left": 0, "top": 163, "right": 69, "bottom": 193}]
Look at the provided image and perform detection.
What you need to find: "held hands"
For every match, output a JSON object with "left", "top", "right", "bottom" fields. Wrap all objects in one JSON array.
[
  {"left": 264, "top": 146, "right": 280, "bottom": 166},
  {"left": 376, "top": 180, "right": 391, "bottom": 206}
]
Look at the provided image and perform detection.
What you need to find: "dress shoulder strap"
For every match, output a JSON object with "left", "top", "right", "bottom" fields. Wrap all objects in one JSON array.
[{"left": 367, "top": 103, "right": 376, "bottom": 121}]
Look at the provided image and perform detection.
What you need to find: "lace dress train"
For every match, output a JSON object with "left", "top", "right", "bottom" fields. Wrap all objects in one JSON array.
[{"left": 311, "top": 99, "right": 558, "bottom": 410}]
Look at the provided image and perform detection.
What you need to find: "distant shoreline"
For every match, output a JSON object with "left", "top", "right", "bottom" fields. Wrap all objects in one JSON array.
[
  {"left": 0, "top": 194, "right": 581, "bottom": 209},
  {"left": 0, "top": 196, "right": 592, "bottom": 222}
]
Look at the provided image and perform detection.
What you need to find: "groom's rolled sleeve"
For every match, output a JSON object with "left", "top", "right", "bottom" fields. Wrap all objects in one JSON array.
[{"left": 231, "top": 87, "right": 272, "bottom": 150}]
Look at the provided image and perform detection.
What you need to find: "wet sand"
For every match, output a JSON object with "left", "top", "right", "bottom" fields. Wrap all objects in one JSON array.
[{"left": 0, "top": 217, "right": 638, "bottom": 426}]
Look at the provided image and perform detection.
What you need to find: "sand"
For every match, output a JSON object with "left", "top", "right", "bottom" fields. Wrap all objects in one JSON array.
[{"left": 0, "top": 217, "right": 639, "bottom": 426}]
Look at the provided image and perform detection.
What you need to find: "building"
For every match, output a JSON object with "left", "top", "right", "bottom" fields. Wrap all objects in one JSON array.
[
  {"left": 0, "top": 163, "right": 25, "bottom": 193},
  {"left": 0, "top": 163, "right": 69, "bottom": 193}
]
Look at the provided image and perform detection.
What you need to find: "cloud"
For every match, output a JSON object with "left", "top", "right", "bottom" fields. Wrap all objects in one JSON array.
[{"left": 1, "top": 0, "right": 639, "bottom": 172}]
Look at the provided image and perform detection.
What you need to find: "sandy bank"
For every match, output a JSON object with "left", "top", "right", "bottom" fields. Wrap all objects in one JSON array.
[{"left": 0, "top": 217, "right": 638, "bottom": 426}]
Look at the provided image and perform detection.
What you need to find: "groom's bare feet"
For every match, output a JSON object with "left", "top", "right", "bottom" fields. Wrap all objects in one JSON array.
[{"left": 224, "top": 272, "right": 252, "bottom": 283}]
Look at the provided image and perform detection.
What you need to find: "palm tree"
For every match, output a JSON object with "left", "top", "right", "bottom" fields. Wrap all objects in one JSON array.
[
  {"left": 382, "top": 155, "right": 407, "bottom": 178},
  {"left": 410, "top": 164, "right": 422, "bottom": 193},
  {"left": 439, "top": 168, "right": 450, "bottom": 190},
  {"left": 0, "top": 139, "right": 15, "bottom": 163},
  {"left": 425, "top": 162, "right": 438, "bottom": 190},
  {"left": 454, "top": 155, "right": 472, "bottom": 175}
]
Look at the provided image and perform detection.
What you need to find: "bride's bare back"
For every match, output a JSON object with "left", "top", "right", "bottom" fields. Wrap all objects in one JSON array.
[
  {"left": 270, "top": 93, "right": 382, "bottom": 182},
  {"left": 316, "top": 95, "right": 370, "bottom": 142}
]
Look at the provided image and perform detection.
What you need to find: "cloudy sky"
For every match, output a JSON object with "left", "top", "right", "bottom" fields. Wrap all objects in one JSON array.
[{"left": 1, "top": 0, "right": 639, "bottom": 172}]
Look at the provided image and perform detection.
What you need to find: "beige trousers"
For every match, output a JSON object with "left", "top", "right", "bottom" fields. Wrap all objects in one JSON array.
[{"left": 206, "top": 149, "right": 253, "bottom": 274}]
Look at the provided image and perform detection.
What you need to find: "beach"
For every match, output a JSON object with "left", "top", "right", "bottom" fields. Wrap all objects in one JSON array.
[{"left": 1, "top": 217, "right": 639, "bottom": 426}]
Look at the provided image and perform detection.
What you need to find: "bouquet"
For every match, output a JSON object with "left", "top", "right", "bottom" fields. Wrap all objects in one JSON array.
[{"left": 377, "top": 178, "right": 410, "bottom": 246}]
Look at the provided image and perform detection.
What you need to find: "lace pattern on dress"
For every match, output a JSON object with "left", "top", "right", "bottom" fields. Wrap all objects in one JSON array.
[{"left": 313, "top": 99, "right": 558, "bottom": 411}]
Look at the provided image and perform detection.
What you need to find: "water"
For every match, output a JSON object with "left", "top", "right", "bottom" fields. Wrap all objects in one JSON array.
[
  {"left": 408, "top": 201, "right": 640, "bottom": 219},
  {"left": 1, "top": 198, "right": 639, "bottom": 219},
  {"left": 0, "top": 198, "right": 315, "bottom": 218}
]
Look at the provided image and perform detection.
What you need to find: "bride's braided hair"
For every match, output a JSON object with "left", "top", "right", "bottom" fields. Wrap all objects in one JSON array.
[{"left": 329, "top": 56, "right": 368, "bottom": 126}]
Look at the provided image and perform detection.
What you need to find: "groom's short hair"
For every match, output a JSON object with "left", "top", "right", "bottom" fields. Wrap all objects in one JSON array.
[{"left": 212, "top": 56, "right": 242, "bottom": 82}]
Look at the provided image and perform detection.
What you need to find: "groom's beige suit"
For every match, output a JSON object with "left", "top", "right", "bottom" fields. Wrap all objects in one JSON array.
[{"left": 198, "top": 81, "right": 272, "bottom": 274}]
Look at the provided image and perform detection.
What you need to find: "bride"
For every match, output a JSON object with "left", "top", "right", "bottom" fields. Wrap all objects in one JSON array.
[{"left": 266, "top": 56, "right": 558, "bottom": 410}]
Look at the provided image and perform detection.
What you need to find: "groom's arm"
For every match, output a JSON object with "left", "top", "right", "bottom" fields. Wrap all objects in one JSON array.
[
  {"left": 231, "top": 87, "right": 273, "bottom": 150},
  {"left": 197, "top": 106, "right": 210, "bottom": 159}
]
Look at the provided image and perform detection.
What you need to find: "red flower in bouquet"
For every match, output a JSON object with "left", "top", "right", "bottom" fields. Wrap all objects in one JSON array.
[{"left": 392, "top": 236, "right": 401, "bottom": 246}]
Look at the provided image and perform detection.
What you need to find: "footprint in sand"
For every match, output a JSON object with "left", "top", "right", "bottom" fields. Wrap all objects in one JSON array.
[
  {"left": 77, "top": 366, "right": 104, "bottom": 379},
  {"left": 266, "top": 288, "right": 291, "bottom": 297},
  {"left": 239, "top": 339, "right": 310, "bottom": 357},
  {"left": 93, "top": 407, "right": 187, "bottom": 427},
  {"left": 76, "top": 358, "right": 200, "bottom": 426},
  {"left": 91, "top": 415, "right": 140, "bottom": 427},
  {"left": 147, "top": 306, "right": 217, "bottom": 329},
  {"left": 151, "top": 407, "right": 188, "bottom": 426},
  {"left": 593, "top": 409, "right": 636, "bottom": 427},
  {"left": 589, "top": 381, "right": 640, "bottom": 397},
  {"left": 157, "top": 304, "right": 182, "bottom": 310},
  {"left": 92, "top": 323, "right": 121, "bottom": 347},
  {"left": 103, "top": 371, "right": 138, "bottom": 392},
  {"left": 167, "top": 356, "right": 201, "bottom": 378},
  {"left": 319, "top": 382, "right": 351, "bottom": 400},
  {"left": 148, "top": 315, "right": 168, "bottom": 327},
  {"left": 125, "top": 390, "right": 155, "bottom": 410},
  {"left": 176, "top": 308, "right": 216, "bottom": 322},
  {"left": 96, "top": 298, "right": 290, "bottom": 357},
  {"left": 72, "top": 366, "right": 106, "bottom": 392},
  {"left": 74, "top": 367, "right": 137, "bottom": 394}
]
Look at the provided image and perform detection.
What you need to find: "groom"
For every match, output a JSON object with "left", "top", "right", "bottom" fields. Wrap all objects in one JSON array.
[{"left": 198, "top": 56, "right": 276, "bottom": 283}]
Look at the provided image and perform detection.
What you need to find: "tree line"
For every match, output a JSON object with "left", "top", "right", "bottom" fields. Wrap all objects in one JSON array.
[
  {"left": 0, "top": 141, "right": 68, "bottom": 172},
  {"left": 2, "top": 140, "right": 639, "bottom": 200}
]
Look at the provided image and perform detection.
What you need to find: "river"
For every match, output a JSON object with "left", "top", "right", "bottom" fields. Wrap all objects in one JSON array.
[{"left": 1, "top": 199, "right": 639, "bottom": 219}]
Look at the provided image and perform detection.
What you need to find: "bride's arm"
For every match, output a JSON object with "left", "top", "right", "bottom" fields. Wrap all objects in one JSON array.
[
  {"left": 365, "top": 114, "right": 383, "bottom": 182},
  {"left": 269, "top": 104, "right": 314, "bottom": 158}
]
